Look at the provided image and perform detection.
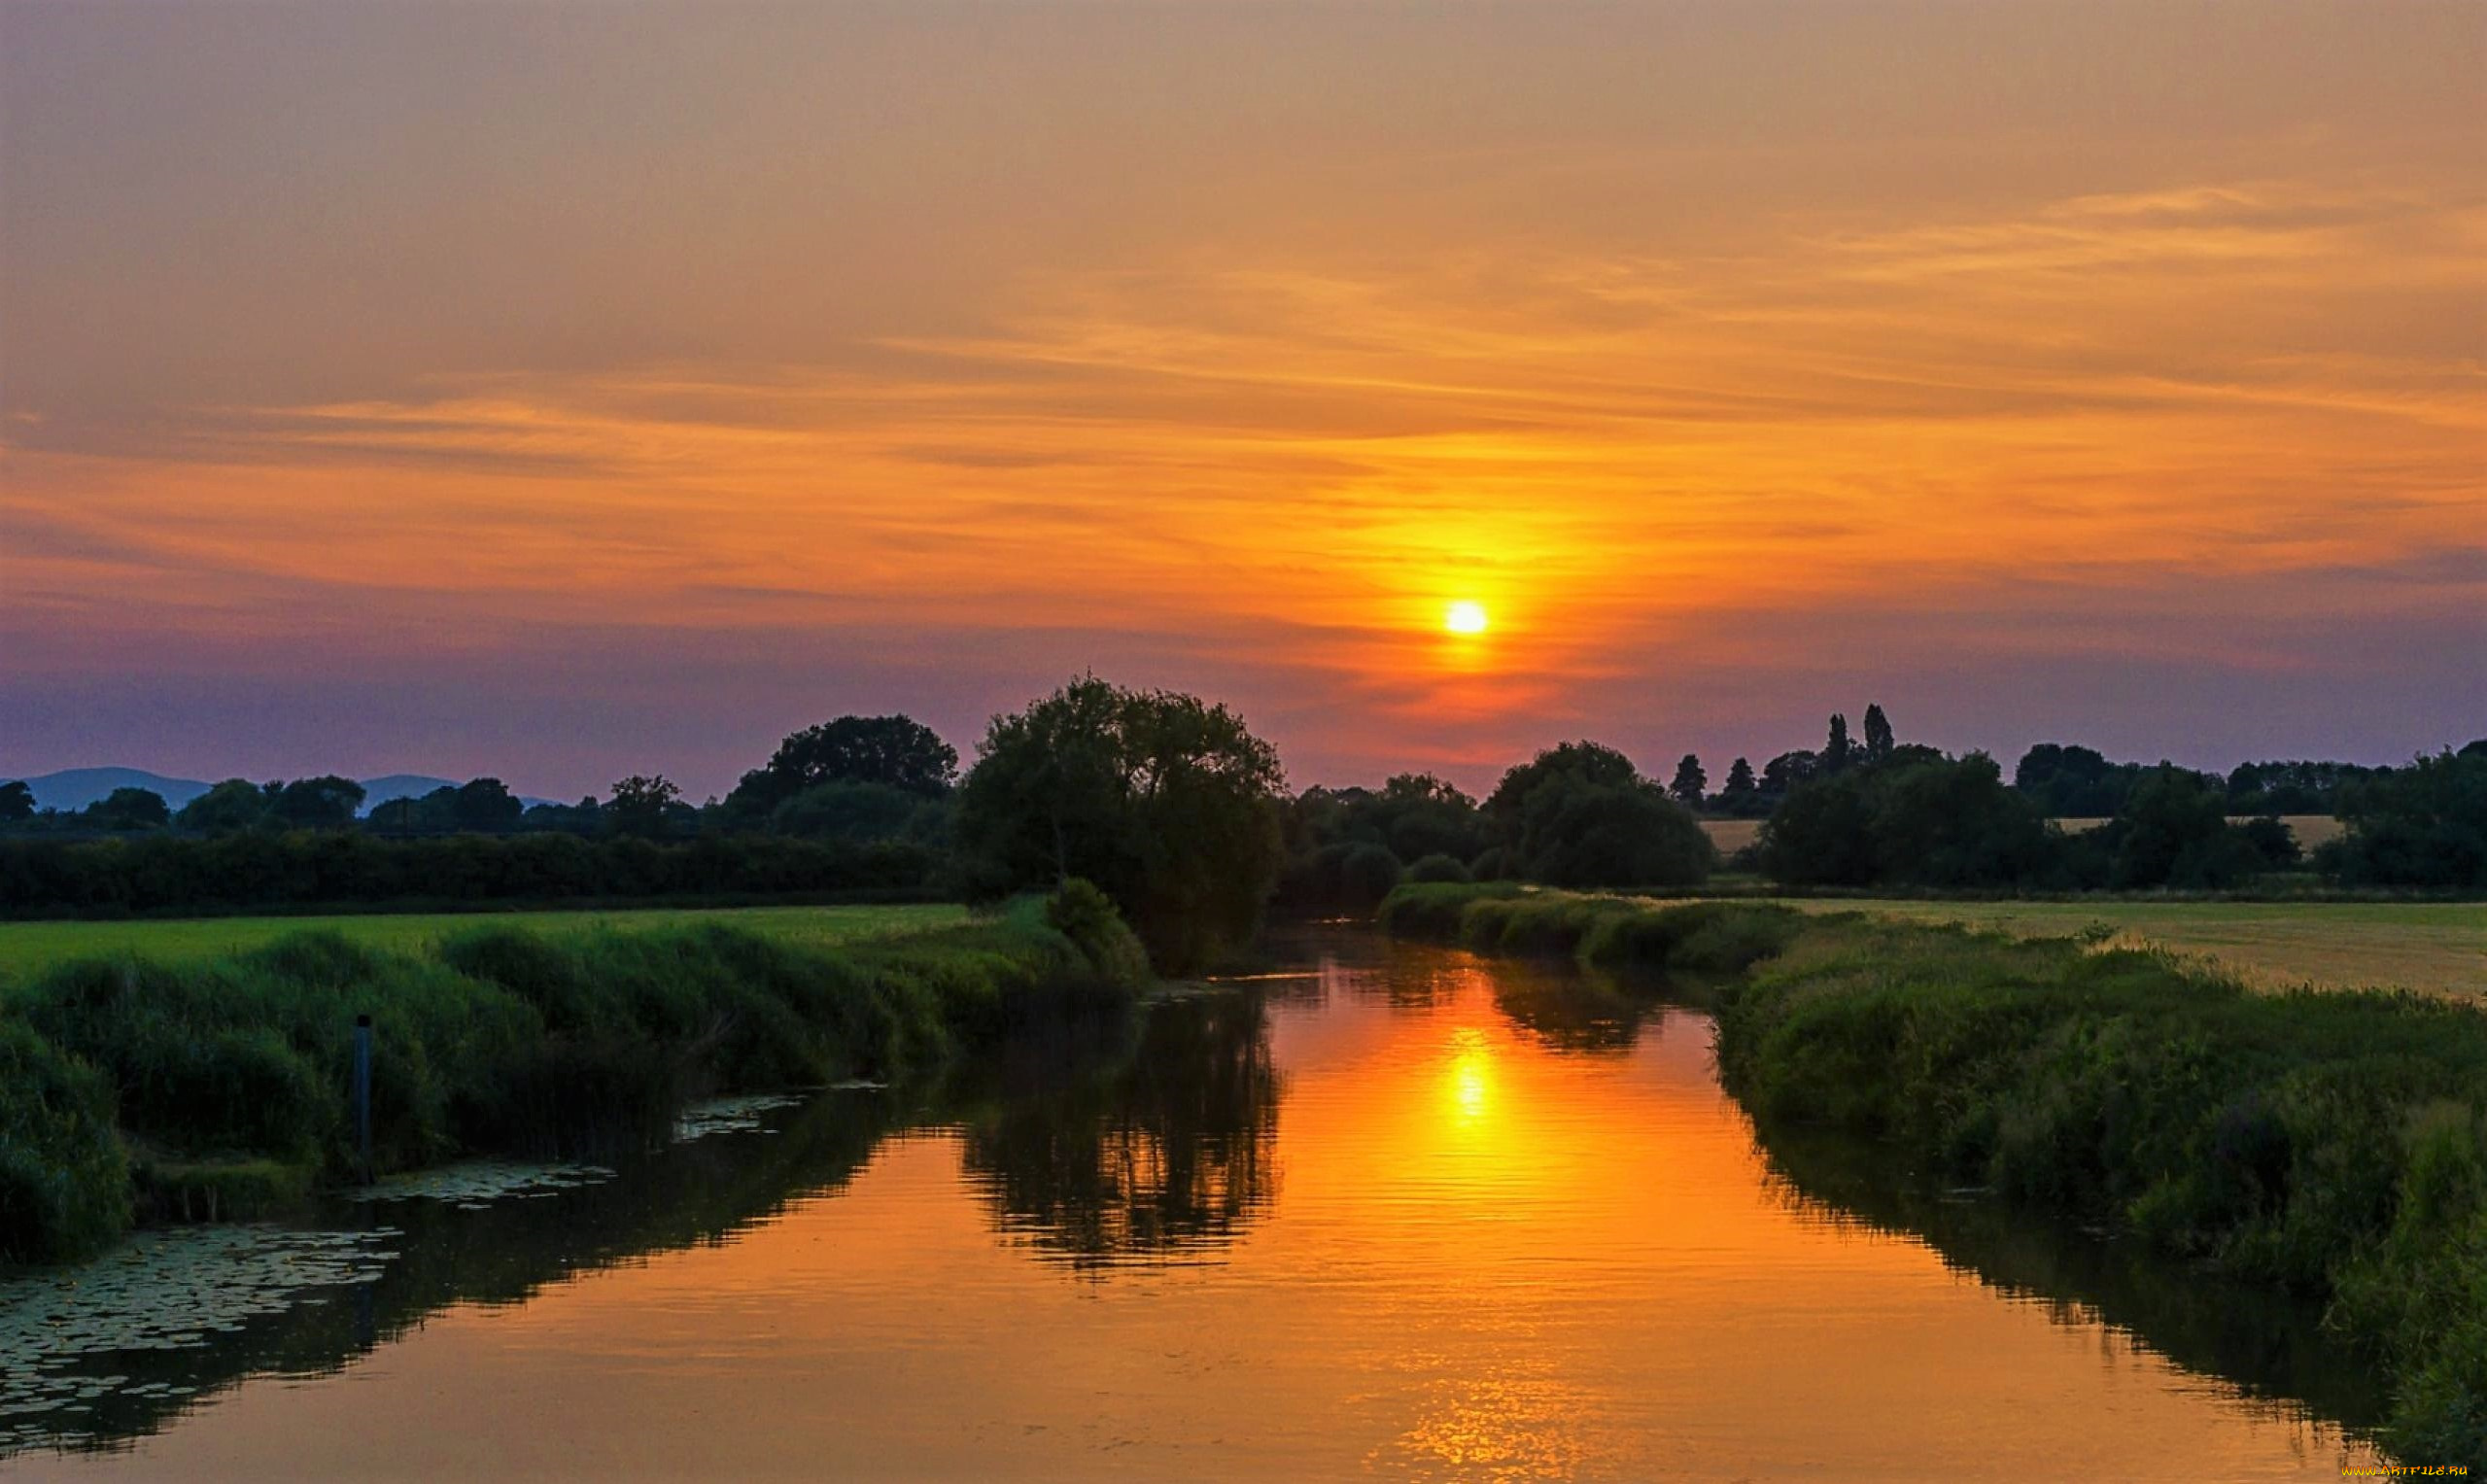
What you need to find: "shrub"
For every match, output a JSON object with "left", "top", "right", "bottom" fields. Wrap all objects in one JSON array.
[
  {"left": 0, "top": 1018, "right": 130, "bottom": 1263},
  {"left": 1405, "top": 852, "right": 1472, "bottom": 884}
]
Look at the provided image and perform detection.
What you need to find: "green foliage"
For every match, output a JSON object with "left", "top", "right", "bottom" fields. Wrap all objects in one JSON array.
[
  {"left": 266, "top": 777, "right": 365, "bottom": 830},
  {"left": 1483, "top": 741, "right": 1639, "bottom": 830},
  {"left": 0, "top": 831, "right": 939, "bottom": 915},
  {"left": 1760, "top": 752, "right": 2055, "bottom": 888},
  {"left": 0, "top": 909, "right": 1138, "bottom": 1263},
  {"left": 1043, "top": 879, "right": 1149, "bottom": 987},
  {"left": 604, "top": 776, "right": 685, "bottom": 839},
  {"left": 954, "top": 676, "right": 1285, "bottom": 973},
  {"left": 1405, "top": 852, "right": 1472, "bottom": 885},
  {"left": 1517, "top": 775, "right": 1713, "bottom": 888},
  {"left": 0, "top": 1018, "right": 130, "bottom": 1263},
  {"left": 727, "top": 714, "right": 960, "bottom": 816},
  {"left": 768, "top": 779, "right": 934, "bottom": 844},
  {"left": 175, "top": 779, "right": 272, "bottom": 834},
  {"left": 83, "top": 787, "right": 169, "bottom": 833},
  {"left": 2322, "top": 747, "right": 2487, "bottom": 888},
  {"left": 2111, "top": 766, "right": 2267, "bottom": 888},
  {"left": 1711, "top": 925, "right": 2487, "bottom": 1468}
]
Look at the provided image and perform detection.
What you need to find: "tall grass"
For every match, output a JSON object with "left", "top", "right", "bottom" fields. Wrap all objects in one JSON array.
[
  {"left": 1378, "top": 881, "right": 2487, "bottom": 1468},
  {"left": 0, "top": 892, "right": 1142, "bottom": 1267}
]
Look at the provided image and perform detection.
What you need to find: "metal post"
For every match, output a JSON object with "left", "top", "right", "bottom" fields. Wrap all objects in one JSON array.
[{"left": 353, "top": 1014, "right": 373, "bottom": 1184}]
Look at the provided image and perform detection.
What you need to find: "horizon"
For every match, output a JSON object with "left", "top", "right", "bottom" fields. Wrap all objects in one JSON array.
[{"left": 5, "top": 1, "right": 2482, "bottom": 803}]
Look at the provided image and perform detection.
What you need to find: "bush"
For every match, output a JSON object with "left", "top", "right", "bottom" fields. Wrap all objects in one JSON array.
[
  {"left": 1, "top": 909, "right": 1142, "bottom": 1260},
  {"left": 0, "top": 1018, "right": 131, "bottom": 1263},
  {"left": 1405, "top": 852, "right": 1472, "bottom": 884}
]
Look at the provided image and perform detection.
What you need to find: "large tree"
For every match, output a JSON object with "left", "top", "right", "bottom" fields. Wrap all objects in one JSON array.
[
  {"left": 1862, "top": 703, "right": 1894, "bottom": 763},
  {"left": 175, "top": 778, "right": 270, "bottom": 834},
  {"left": 0, "top": 780, "right": 32, "bottom": 823},
  {"left": 265, "top": 776, "right": 365, "bottom": 829},
  {"left": 84, "top": 787, "right": 169, "bottom": 831},
  {"left": 955, "top": 677, "right": 1285, "bottom": 973},
  {"left": 732, "top": 714, "right": 958, "bottom": 814}
]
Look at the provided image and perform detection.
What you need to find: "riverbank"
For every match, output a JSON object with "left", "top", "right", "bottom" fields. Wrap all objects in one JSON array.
[
  {"left": 0, "top": 889, "right": 1145, "bottom": 1268},
  {"left": 1377, "top": 882, "right": 2487, "bottom": 1469}
]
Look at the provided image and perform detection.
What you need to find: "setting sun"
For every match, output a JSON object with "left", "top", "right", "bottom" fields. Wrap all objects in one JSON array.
[{"left": 1444, "top": 602, "right": 1490, "bottom": 636}]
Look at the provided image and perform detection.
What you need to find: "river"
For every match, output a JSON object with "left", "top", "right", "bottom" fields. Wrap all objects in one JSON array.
[{"left": 0, "top": 929, "right": 2385, "bottom": 1480}]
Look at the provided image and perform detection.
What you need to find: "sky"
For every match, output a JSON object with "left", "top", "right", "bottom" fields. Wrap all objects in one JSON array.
[{"left": 3, "top": 1, "right": 2481, "bottom": 800}]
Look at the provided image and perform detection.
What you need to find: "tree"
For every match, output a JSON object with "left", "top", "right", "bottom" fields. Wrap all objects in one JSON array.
[
  {"left": 1669, "top": 753, "right": 1707, "bottom": 810},
  {"left": 266, "top": 776, "right": 364, "bottom": 830},
  {"left": 770, "top": 780, "right": 927, "bottom": 843},
  {"left": 1718, "top": 757, "right": 1760, "bottom": 816},
  {"left": 1862, "top": 704, "right": 1894, "bottom": 763},
  {"left": 1516, "top": 775, "right": 1713, "bottom": 888},
  {"left": 954, "top": 677, "right": 1286, "bottom": 973},
  {"left": 1760, "top": 750, "right": 1818, "bottom": 799},
  {"left": 2319, "top": 747, "right": 2487, "bottom": 887},
  {"left": 2110, "top": 766, "right": 2263, "bottom": 889},
  {"left": 605, "top": 775, "right": 684, "bottom": 839},
  {"left": 450, "top": 777, "right": 525, "bottom": 833},
  {"left": 84, "top": 787, "right": 169, "bottom": 831},
  {"left": 1822, "top": 713, "right": 1853, "bottom": 775},
  {"left": 730, "top": 714, "right": 958, "bottom": 814},
  {"left": 1761, "top": 752, "right": 2054, "bottom": 888},
  {"left": 0, "top": 781, "right": 32, "bottom": 823},
  {"left": 1485, "top": 742, "right": 1639, "bottom": 837},
  {"left": 175, "top": 778, "right": 270, "bottom": 834}
]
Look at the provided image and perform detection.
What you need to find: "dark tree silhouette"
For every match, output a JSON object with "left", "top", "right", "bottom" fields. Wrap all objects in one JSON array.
[
  {"left": 1863, "top": 704, "right": 1894, "bottom": 762},
  {"left": 1670, "top": 753, "right": 1708, "bottom": 810},
  {"left": 1823, "top": 713, "right": 1854, "bottom": 775}
]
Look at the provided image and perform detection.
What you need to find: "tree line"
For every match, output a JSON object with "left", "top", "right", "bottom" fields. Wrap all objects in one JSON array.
[{"left": 5, "top": 686, "right": 2481, "bottom": 958}]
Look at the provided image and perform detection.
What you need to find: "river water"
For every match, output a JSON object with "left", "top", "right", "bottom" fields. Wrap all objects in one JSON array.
[{"left": 2, "top": 930, "right": 2384, "bottom": 1480}]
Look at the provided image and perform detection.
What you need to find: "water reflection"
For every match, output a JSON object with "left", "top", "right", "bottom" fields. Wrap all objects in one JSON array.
[
  {"left": 953, "top": 992, "right": 1281, "bottom": 1269},
  {"left": 2, "top": 930, "right": 2389, "bottom": 1479}
]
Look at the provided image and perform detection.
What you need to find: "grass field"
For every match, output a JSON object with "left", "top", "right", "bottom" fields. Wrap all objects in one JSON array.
[
  {"left": 0, "top": 904, "right": 970, "bottom": 981},
  {"left": 1768, "top": 897, "right": 2484, "bottom": 998},
  {"left": 1697, "top": 814, "right": 2345, "bottom": 855}
]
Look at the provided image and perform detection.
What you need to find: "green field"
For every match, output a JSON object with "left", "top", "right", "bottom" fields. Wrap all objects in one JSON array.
[
  {"left": 1766, "top": 897, "right": 2485, "bottom": 998},
  {"left": 0, "top": 904, "right": 970, "bottom": 981}
]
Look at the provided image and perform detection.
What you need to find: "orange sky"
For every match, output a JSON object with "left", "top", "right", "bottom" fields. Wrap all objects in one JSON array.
[{"left": 2, "top": 2, "right": 2480, "bottom": 795}]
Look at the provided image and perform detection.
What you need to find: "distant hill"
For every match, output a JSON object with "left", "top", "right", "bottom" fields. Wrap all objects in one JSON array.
[
  {"left": 14, "top": 768, "right": 213, "bottom": 812},
  {"left": 358, "top": 775, "right": 462, "bottom": 809},
  {"left": 8, "top": 768, "right": 554, "bottom": 815}
]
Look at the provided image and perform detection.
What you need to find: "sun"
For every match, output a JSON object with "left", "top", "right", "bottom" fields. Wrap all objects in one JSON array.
[{"left": 1444, "top": 601, "right": 1490, "bottom": 635}]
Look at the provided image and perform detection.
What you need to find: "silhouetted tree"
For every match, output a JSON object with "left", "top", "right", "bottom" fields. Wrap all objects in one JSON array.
[
  {"left": 1484, "top": 741, "right": 1639, "bottom": 838},
  {"left": 1761, "top": 750, "right": 1818, "bottom": 799},
  {"left": 0, "top": 781, "right": 32, "bottom": 823},
  {"left": 266, "top": 776, "right": 364, "bottom": 830},
  {"left": 2110, "top": 766, "right": 2263, "bottom": 889},
  {"left": 2318, "top": 746, "right": 2487, "bottom": 887},
  {"left": 1863, "top": 703, "right": 1894, "bottom": 763},
  {"left": 605, "top": 775, "right": 684, "bottom": 839},
  {"left": 1718, "top": 756, "right": 1760, "bottom": 816},
  {"left": 1823, "top": 713, "right": 1853, "bottom": 775},
  {"left": 1669, "top": 753, "right": 1707, "bottom": 810},
  {"left": 449, "top": 777, "right": 525, "bottom": 833},
  {"left": 84, "top": 787, "right": 169, "bottom": 831},
  {"left": 175, "top": 778, "right": 269, "bottom": 834},
  {"left": 730, "top": 714, "right": 958, "bottom": 815},
  {"left": 954, "top": 677, "right": 1286, "bottom": 972}
]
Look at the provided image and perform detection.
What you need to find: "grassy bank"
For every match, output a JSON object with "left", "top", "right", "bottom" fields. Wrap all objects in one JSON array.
[
  {"left": 0, "top": 892, "right": 1142, "bottom": 1268},
  {"left": 1379, "top": 881, "right": 2487, "bottom": 1468},
  {"left": 0, "top": 903, "right": 971, "bottom": 979}
]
